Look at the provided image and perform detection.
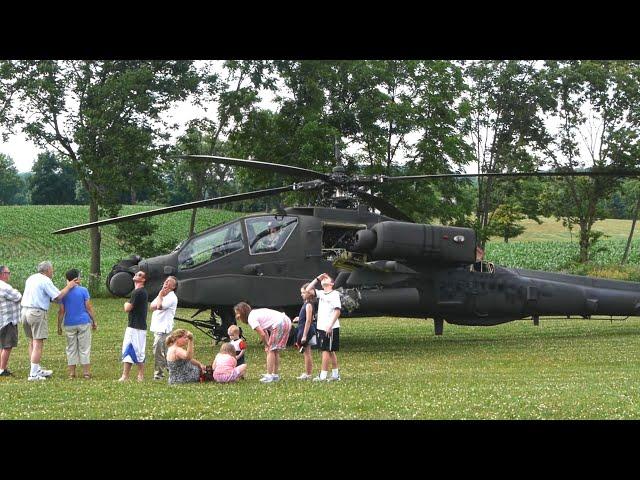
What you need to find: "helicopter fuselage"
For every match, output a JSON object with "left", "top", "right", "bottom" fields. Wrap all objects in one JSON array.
[{"left": 106, "top": 207, "right": 640, "bottom": 331}]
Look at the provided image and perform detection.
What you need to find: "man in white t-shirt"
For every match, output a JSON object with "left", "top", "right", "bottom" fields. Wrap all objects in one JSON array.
[
  {"left": 306, "top": 272, "right": 341, "bottom": 382},
  {"left": 21, "top": 261, "right": 79, "bottom": 381},
  {"left": 149, "top": 276, "right": 178, "bottom": 380}
]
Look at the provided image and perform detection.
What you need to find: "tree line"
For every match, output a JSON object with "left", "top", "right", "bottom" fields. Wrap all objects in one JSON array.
[{"left": 1, "top": 60, "right": 640, "bottom": 290}]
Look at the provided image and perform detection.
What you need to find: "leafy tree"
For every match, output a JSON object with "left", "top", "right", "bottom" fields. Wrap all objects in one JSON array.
[
  {"left": 619, "top": 180, "right": 640, "bottom": 264},
  {"left": 231, "top": 60, "right": 473, "bottom": 224},
  {"left": 168, "top": 61, "right": 276, "bottom": 236},
  {"left": 488, "top": 203, "right": 526, "bottom": 243},
  {"left": 14, "top": 60, "right": 199, "bottom": 291},
  {"left": 0, "top": 61, "right": 21, "bottom": 141},
  {"left": 0, "top": 154, "right": 26, "bottom": 205},
  {"left": 465, "top": 60, "right": 555, "bottom": 246},
  {"left": 542, "top": 60, "right": 640, "bottom": 262},
  {"left": 29, "top": 151, "right": 78, "bottom": 204}
]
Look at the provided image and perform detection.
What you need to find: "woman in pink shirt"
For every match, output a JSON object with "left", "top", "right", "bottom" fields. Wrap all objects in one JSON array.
[
  {"left": 212, "top": 342, "right": 246, "bottom": 383},
  {"left": 234, "top": 302, "right": 292, "bottom": 383}
]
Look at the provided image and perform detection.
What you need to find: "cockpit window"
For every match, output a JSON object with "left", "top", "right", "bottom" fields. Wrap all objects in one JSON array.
[
  {"left": 245, "top": 215, "right": 298, "bottom": 255},
  {"left": 178, "top": 221, "right": 244, "bottom": 270}
]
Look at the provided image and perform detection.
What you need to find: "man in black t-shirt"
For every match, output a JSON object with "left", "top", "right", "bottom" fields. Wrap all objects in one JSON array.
[{"left": 118, "top": 271, "right": 149, "bottom": 382}]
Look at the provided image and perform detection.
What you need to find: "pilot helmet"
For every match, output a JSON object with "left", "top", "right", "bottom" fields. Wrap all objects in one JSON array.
[{"left": 267, "top": 221, "right": 281, "bottom": 231}]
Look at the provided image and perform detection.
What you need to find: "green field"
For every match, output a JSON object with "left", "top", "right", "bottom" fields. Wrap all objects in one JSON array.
[
  {"left": 0, "top": 298, "right": 639, "bottom": 419},
  {"left": 2, "top": 206, "right": 640, "bottom": 419}
]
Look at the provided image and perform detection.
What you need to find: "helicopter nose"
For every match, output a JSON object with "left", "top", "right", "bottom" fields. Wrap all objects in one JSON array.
[{"left": 109, "top": 271, "right": 135, "bottom": 297}]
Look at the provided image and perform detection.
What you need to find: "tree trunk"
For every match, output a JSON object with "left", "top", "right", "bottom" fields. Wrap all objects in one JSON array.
[
  {"left": 88, "top": 198, "right": 102, "bottom": 295},
  {"left": 579, "top": 222, "right": 589, "bottom": 263},
  {"left": 621, "top": 194, "right": 640, "bottom": 265},
  {"left": 188, "top": 208, "right": 197, "bottom": 238}
]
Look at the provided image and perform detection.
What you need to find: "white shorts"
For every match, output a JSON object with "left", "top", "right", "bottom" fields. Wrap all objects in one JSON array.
[{"left": 122, "top": 327, "right": 147, "bottom": 364}]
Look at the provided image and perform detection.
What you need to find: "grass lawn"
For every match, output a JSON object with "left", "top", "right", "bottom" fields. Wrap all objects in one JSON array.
[{"left": 1, "top": 298, "right": 639, "bottom": 420}]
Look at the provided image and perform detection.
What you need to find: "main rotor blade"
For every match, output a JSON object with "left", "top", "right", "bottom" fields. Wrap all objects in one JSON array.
[
  {"left": 353, "top": 190, "right": 414, "bottom": 223},
  {"left": 365, "top": 170, "right": 640, "bottom": 183},
  {"left": 177, "top": 155, "right": 331, "bottom": 182},
  {"left": 52, "top": 186, "right": 295, "bottom": 234}
]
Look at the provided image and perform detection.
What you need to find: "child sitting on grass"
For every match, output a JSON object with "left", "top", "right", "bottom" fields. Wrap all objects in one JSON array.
[{"left": 212, "top": 342, "right": 247, "bottom": 383}]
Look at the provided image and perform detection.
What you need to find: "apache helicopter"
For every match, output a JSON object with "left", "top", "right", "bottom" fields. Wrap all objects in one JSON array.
[{"left": 54, "top": 154, "right": 640, "bottom": 341}]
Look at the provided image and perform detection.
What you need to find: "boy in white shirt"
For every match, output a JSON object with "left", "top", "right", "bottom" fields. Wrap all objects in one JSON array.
[{"left": 306, "top": 273, "right": 341, "bottom": 382}]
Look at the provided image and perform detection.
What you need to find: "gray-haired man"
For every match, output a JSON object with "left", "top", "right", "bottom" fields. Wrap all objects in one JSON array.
[{"left": 21, "top": 261, "right": 78, "bottom": 380}]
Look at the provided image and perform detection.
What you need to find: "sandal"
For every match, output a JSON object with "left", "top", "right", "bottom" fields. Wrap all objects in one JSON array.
[{"left": 83, "top": 373, "right": 92, "bottom": 379}]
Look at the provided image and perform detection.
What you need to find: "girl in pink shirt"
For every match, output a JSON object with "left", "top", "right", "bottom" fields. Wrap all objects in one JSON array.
[{"left": 212, "top": 342, "right": 247, "bottom": 383}]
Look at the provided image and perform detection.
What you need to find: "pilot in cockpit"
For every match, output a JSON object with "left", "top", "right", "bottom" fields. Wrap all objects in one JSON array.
[{"left": 257, "top": 221, "right": 283, "bottom": 251}]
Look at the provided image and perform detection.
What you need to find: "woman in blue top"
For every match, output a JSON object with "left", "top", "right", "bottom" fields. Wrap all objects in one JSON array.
[
  {"left": 56, "top": 269, "right": 97, "bottom": 379},
  {"left": 293, "top": 283, "right": 317, "bottom": 380}
]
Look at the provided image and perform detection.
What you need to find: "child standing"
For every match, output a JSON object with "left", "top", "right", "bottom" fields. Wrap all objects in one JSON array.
[
  {"left": 305, "top": 273, "right": 341, "bottom": 382},
  {"left": 293, "top": 284, "right": 317, "bottom": 380},
  {"left": 212, "top": 342, "right": 247, "bottom": 383},
  {"left": 227, "top": 325, "right": 247, "bottom": 366}
]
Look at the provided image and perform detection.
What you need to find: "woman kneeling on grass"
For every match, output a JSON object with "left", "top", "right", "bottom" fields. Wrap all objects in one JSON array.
[
  {"left": 212, "top": 342, "right": 247, "bottom": 383},
  {"left": 234, "top": 302, "right": 291, "bottom": 384},
  {"left": 166, "top": 329, "right": 207, "bottom": 384}
]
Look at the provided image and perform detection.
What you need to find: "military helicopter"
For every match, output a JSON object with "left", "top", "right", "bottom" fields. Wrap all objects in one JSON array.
[{"left": 54, "top": 153, "right": 640, "bottom": 341}]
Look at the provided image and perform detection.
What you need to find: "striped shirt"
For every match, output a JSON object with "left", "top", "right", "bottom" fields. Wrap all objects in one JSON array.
[{"left": 0, "top": 279, "right": 22, "bottom": 329}]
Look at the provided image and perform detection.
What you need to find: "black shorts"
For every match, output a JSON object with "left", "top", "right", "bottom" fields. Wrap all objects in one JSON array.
[
  {"left": 317, "top": 328, "right": 339, "bottom": 352},
  {"left": 0, "top": 323, "right": 18, "bottom": 349}
]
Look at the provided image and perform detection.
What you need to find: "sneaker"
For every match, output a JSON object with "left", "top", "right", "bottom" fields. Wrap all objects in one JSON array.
[
  {"left": 297, "top": 373, "right": 312, "bottom": 380},
  {"left": 153, "top": 374, "right": 164, "bottom": 380},
  {"left": 0, "top": 369, "right": 13, "bottom": 377},
  {"left": 271, "top": 374, "right": 280, "bottom": 382},
  {"left": 327, "top": 375, "right": 341, "bottom": 382},
  {"left": 260, "top": 374, "right": 275, "bottom": 383},
  {"left": 37, "top": 368, "right": 53, "bottom": 378},
  {"left": 28, "top": 374, "right": 47, "bottom": 381},
  {"left": 312, "top": 376, "right": 327, "bottom": 382}
]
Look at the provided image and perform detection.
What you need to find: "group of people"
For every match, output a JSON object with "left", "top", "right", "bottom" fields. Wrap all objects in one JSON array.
[
  {"left": 0, "top": 262, "right": 95, "bottom": 380},
  {"left": 0, "top": 260, "right": 343, "bottom": 384},
  {"left": 232, "top": 271, "right": 342, "bottom": 383}
]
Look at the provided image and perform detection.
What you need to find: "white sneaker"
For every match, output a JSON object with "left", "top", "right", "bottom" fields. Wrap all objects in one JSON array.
[
  {"left": 28, "top": 374, "right": 47, "bottom": 381},
  {"left": 327, "top": 375, "right": 341, "bottom": 382},
  {"left": 297, "top": 373, "right": 312, "bottom": 380},
  {"left": 37, "top": 368, "right": 53, "bottom": 378},
  {"left": 260, "top": 374, "right": 275, "bottom": 383},
  {"left": 271, "top": 374, "right": 280, "bottom": 382},
  {"left": 312, "top": 376, "right": 327, "bottom": 382}
]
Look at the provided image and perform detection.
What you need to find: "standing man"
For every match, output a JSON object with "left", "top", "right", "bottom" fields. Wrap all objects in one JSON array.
[
  {"left": 21, "top": 261, "right": 79, "bottom": 381},
  {"left": 119, "top": 270, "right": 148, "bottom": 382},
  {"left": 0, "top": 265, "right": 22, "bottom": 377},
  {"left": 306, "top": 273, "right": 341, "bottom": 382},
  {"left": 149, "top": 275, "right": 178, "bottom": 380}
]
